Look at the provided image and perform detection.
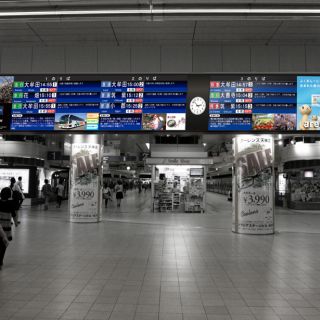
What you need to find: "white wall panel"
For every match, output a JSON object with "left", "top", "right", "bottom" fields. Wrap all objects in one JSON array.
[
  {"left": 131, "top": 47, "right": 160, "bottom": 73},
  {"left": 1, "top": 47, "right": 32, "bottom": 73},
  {"left": 32, "top": 46, "right": 65, "bottom": 73},
  {"left": 98, "top": 47, "right": 130, "bottom": 72},
  {"left": 222, "top": 46, "right": 251, "bottom": 72},
  {"left": 0, "top": 44, "right": 319, "bottom": 74},
  {"left": 0, "top": 141, "right": 47, "bottom": 159},
  {"left": 280, "top": 143, "right": 320, "bottom": 162},
  {"left": 65, "top": 46, "right": 98, "bottom": 73},
  {"left": 306, "top": 46, "right": 320, "bottom": 72},
  {"left": 279, "top": 46, "right": 306, "bottom": 72},
  {"left": 192, "top": 46, "right": 222, "bottom": 72},
  {"left": 161, "top": 46, "right": 192, "bottom": 73},
  {"left": 251, "top": 46, "right": 279, "bottom": 72},
  {"left": 151, "top": 144, "right": 207, "bottom": 158}
]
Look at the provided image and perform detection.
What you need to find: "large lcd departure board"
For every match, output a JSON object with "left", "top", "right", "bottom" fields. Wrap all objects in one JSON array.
[
  {"left": 0, "top": 73, "right": 320, "bottom": 132},
  {"left": 10, "top": 75, "right": 188, "bottom": 132},
  {"left": 208, "top": 75, "right": 297, "bottom": 131}
]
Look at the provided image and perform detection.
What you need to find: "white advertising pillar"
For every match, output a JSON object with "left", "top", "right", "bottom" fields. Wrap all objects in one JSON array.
[
  {"left": 232, "top": 135, "right": 275, "bottom": 235},
  {"left": 69, "top": 135, "right": 103, "bottom": 223}
]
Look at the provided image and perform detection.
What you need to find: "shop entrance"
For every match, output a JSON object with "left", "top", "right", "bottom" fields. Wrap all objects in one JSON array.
[{"left": 152, "top": 165, "right": 206, "bottom": 213}]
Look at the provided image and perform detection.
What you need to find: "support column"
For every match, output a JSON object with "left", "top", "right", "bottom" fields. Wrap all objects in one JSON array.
[
  {"left": 232, "top": 135, "right": 274, "bottom": 235},
  {"left": 69, "top": 134, "right": 103, "bottom": 223}
]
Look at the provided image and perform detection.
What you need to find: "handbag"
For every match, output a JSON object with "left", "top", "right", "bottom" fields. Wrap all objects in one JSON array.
[{"left": 103, "top": 191, "right": 111, "bottom": 199}]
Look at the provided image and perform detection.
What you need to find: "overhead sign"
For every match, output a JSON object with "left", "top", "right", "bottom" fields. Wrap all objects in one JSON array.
[
  {"left": 1, "top": 73, "right": 320, "bottom": 132},
  {"left": 146, "top": 158, "right": 214, "bottom": 165}
]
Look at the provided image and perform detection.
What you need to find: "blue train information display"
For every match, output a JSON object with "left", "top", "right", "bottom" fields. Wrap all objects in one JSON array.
[
  {"left": 209, "top": 75, "right": 297, "bottom": 131},
  {"left": 0, "top": 73, "right": 320, "bottom": 132},
  {"left": 10, "top": 76, "right": 188, "bottom": 131}
]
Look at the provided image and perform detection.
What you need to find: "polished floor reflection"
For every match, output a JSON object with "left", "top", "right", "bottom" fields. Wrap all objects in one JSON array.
[{"left": 0, "top": 192, "right": 320, "bottom": 320}]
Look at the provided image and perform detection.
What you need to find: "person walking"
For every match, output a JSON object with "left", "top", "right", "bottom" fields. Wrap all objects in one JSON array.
[
  {"left": 123, "top": 180, "right": 128, "bottom": 195},
  {"left": 41, "top": 179, "right": 52, "bottom": 211},
  {"left": 10, "top": 177, "right": 23, "bottom": 224},
  {"left": 0, "top": 187, "right": 18, "bottom": 270},
  {"left": 103, "top": 184, "right": 112, "bottom": 208},
  {"left": 16, "top": 177, "right": 25, "bottom": 209},
  {"left": 115, "top": 180, "right": 124, "bottom": 207},
  {"left": 137, "top": 179, "right": 142, "bottom": 194},
  {"left": 56, "top": 179, "right": 64, "bottom": 208}
]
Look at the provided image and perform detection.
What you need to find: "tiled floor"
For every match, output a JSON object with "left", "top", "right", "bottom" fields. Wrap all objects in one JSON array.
[{"left": 1, "top": 191, "right": 320, "bottom": 320}]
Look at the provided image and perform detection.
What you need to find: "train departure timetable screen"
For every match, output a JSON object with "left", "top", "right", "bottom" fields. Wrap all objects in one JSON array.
[
  {"left": 208, "top": 75, "right": 297, "bottom": 131},
  {"left": 10, "top": 76, "right": 188, "bottom": 131}
]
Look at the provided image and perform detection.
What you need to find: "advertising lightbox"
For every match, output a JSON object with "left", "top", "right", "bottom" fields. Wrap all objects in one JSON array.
[
  {"left": 0, "top": 168, "right": 30, "bottom": 193},
  {"left": 232, "top": 135, "right": 274, "bottom": 235}
]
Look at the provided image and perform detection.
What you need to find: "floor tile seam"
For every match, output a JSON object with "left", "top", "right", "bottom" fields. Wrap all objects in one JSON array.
[
  {"left": 56, "top": 268, "right": 98, "bottom": 319},
  {"left": 104, "top": 219, "right": 231, "bottom": 233},
  {"left": 131, "top": 246, "right": 153, "bottom": 320}
]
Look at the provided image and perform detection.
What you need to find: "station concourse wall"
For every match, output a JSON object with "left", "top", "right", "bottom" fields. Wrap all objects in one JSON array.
[{"left": 0, "top": 45, "right": 319, "bottom": 74}]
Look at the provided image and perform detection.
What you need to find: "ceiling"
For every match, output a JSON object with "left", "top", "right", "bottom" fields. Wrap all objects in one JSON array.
[
  {"left": 1, "top": 1, "right": 320, "bottom": 46},
  {"left": 2, "top": 18, "right": 320, "bottom": 46},
  {"left": 0, "top": 1, "right": 319, "bottom": 5}
]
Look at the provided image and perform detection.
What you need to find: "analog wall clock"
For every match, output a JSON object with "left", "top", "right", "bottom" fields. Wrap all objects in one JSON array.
[{"left": 190, "top": 97, "right": 206, "bottom": 115}]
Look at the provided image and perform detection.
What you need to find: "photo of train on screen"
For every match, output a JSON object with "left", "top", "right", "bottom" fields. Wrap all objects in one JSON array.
[{"left": 54, "top": 113, "right": 87, "bottom": 130}]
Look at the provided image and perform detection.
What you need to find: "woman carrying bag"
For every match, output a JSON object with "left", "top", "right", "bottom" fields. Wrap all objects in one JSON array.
[
  {"left": 103, "top": 184, "right": 113, "bottom": 208},
  {"left": 115, "top": 180, "right": 124, "bottom": 208},
  {"left": 9, "top": 177, "right": 24, "bottom": 224}
]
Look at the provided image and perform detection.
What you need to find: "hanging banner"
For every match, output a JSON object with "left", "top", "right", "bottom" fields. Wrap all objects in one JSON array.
[
  {"left": 233, "top": 135, "right": 274, "bottom": 234},
  {"left": 70, "top": 142, "right": 102, "bottom": 222}
]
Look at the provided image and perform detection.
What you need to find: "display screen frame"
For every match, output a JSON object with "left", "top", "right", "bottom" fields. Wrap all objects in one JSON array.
[
  {"left": 304, "top": 170, "right": 314, "bottom": 178},
  {"left": 1, "top": 73, "right": 320, "bottom": 134},
  {"left": 190, "top": 168, "right": 204, "bottom": 177}
]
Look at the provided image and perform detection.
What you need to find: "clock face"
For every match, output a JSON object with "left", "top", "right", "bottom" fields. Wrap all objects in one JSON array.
[{"left": 190, "top": 97, "right": 206, "bottom": 115}]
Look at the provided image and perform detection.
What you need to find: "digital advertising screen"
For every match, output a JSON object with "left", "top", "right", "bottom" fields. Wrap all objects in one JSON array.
[
  {"left": 0, "top": 168, "right": 30, "bottom": 193},
  {"left": 0, "top": 73, "right": 320, "bottom": 133},
  {"left": 297, "top": 76, "right": 320, "bottom": 131}
]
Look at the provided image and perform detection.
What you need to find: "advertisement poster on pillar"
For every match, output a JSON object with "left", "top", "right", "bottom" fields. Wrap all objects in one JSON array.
[
  {"left": 70, "top": 143, "right": 101, "bottom": 222},
  {"left": 233, "top": 136, "right": 274, "bottom": 234}
]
